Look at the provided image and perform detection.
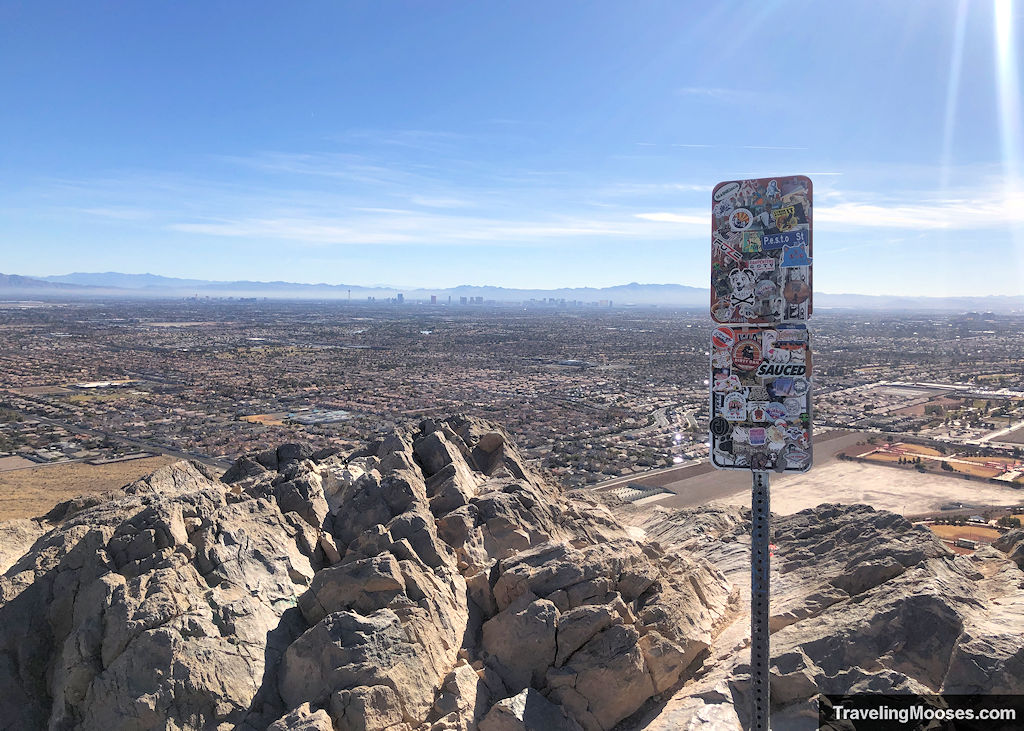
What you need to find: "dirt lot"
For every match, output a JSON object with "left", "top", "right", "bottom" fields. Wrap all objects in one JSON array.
[
  {"left": 928, "top": 524, "right": 1003, "bottom": 542},
  {"left": 707, "top": 459, "right": 1024, "bottom": 516},
  {"left": 1000, "top": 425, "right": 1024, "bottom": 444},
  {"left": 891, "top": 396, "right": 963, "bottom": 417},
  {"left": 0, "top": 456, "right": 178, "bottom": 520},
  {"left": 896, "top": 443, "right": 943, "bottom": 457},
  {"left": 951, "top": 462, "right": 1001, "bottom": 479},
  {"left": 862, "top": 452, "right": 902, "bottom": 462}
]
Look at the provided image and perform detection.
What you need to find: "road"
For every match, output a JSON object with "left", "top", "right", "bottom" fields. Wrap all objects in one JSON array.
[{"left": 24, "top": 413, "right": 232, "bottom": 471}]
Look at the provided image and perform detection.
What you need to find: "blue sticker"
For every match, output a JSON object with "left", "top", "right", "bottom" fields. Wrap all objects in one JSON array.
[
  {"left": 780, "top": 242, "right": 812, "bottom": 267},
  {"left": 761, "top": 229, "right": 807, "bottom": 251}
]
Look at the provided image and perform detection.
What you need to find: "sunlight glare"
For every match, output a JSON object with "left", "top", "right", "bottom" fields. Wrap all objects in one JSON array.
[{"left": 940, "top": 0, "right": 969, "bottom": 188}]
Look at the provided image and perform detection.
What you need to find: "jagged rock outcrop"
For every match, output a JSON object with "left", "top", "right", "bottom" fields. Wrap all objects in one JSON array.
[
  {"left": 0, "top": 416, "right": 736, "bottom": 730},
  {"left": 994, "top": 528, "right": 1024, "bottom": 570},
  {"left": 1, "top": 417, "right": 1021, "bottom": 731},
  {"left": 622, "top": 503, "right": 1024, "bottom": 729}
]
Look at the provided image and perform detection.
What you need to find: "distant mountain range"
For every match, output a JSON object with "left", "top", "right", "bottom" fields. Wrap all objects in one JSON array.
[{"left": 1, "top": 271, "right": 1022, "bottom": 312}]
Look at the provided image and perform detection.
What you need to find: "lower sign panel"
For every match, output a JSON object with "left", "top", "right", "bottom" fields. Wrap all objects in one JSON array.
[{"left": 709, "top": 324, "right": 813, "bottom": 472}]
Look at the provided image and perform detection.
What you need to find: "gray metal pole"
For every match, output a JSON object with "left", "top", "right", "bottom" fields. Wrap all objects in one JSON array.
[{"left": 751, "top": 470, "right": 771, "bottom": 729}]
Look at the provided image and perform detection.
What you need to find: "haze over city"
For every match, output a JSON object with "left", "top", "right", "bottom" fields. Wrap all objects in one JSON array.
[
  {"left": 3, "top": 3, "right": 1024, "bottom": 730},
  {"left": 2, "top": 1, "right": 1023, "bottom": 296}
]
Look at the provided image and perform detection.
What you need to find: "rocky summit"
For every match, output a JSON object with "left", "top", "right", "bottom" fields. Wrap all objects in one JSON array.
[{"left": 0, "top": 416, "right": 1021, "bottom": 731}]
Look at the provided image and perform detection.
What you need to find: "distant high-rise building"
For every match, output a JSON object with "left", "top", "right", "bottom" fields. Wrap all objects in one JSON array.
[
  {"left": 397, "top": 293, "right": 404, "bottom": 304},
  {"left": 447, "top": 295, "right": 451, "bottom": 305},
  {"left": 460, "top": 296, "right": 468, "bottom": 305},
  {"left": 431, "top": 295, "right": 437, "bottom": 305}
]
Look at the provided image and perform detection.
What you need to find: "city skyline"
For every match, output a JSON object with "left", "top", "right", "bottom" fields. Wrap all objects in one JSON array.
[{"left": 2, "top": 1, "right": 1023, "bottom": 296}]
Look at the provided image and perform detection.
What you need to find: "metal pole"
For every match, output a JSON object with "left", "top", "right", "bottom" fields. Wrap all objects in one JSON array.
[{"left": 751, "top": 470, "right": 771, "bottom": 730}]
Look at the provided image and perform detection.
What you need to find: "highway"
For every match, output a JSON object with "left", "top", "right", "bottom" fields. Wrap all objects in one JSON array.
[{"left": 19, "top": 412, "right": 232, "bottom": 472}]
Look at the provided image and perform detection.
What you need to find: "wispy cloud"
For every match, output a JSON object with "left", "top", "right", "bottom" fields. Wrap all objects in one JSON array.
[
  {"left": 78, "top": 207, "right": 155, "bottom": 220},
  {"left": 634, "top": 211, "right": 707, "bottom": 226},
  {"left": 817, "top": 192, "right": 1024, "bottom": 229},
  {"left": 168, "top": 210, "right": 698, "bottom": 247},
  {"left": 409, "top": 195, "right": 472, "bottom": 209},
  {"left": 676, "top": 87, "right": 750, "bottom": 103},
  {"left": 36, "top": 146, "right": 1024, "bottom": 255}
]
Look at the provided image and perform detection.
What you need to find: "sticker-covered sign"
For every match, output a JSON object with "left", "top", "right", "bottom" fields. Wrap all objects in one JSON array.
[
  {"left": 711, "top": 176, "right": 813, "bottom": 324},
  {"left": 709, "top": 324, "right": 813, "bottom": 472}
]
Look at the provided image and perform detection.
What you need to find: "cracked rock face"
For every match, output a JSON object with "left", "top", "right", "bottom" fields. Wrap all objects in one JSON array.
[
  {"left": 625, "top": 503, "right": 1024, "bottom": 730},
  {"left": 2, "top": 417, "right": 1021, "bottom": 731}
]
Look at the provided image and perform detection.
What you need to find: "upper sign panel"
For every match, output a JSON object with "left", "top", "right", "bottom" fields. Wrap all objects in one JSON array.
[{"left": 711, "top": 175, "right": 813, "bottom": 324}]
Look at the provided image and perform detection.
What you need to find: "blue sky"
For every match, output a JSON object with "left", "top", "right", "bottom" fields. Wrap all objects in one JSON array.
[{"left": 1, "top": 1, "right": 1022, "bottom": 296}]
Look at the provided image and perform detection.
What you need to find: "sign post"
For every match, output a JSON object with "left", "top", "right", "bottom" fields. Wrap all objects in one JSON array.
[
  {"left": 709, "top": 175, "right": 814, "bottom": 730},
  {"left": 750, "top": 469, "right": 771, "bottom": 730}
]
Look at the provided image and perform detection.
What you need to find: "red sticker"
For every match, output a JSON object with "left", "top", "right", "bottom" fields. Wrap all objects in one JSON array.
[{"left": 712, "top": 326, "right": 736, "bottom": 350}]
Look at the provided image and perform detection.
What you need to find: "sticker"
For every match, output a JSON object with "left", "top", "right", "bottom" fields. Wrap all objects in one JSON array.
[
  {"left": 732, "top": 341, "right": 763, "bottom": 371},
  {"left": 729, "top": 208, "right": 753, "bottom": 231},
  {"left": 747, "top": 385, "right": 770, "bottom": 401},
  {"left": 784, "top": 398, "right": 804, "bottom": 418},
  {"left": 711, "top": 349, "right": 732, "bottom": 368},
  {"left": 783, "top": 445, "right": 810, "bottom": 469},
  {"left": 714, "top": 181, "right": 740, "bottom": 202},
  {"left": 715, "top": 237, "right": 744, "bottom": 264},
  {"left": 780, "top": 243, "right": 812, "bottom": 268},
  {"left": 784, "top": 279, "right": 811, "bottom": 304},
  {"left": 771, "top": 203, "right": 807, "bottom": 232},
  {"left": 754, "top": 279, "right": 777, "bottom": 299},
  {"left": 750, "top": 453, "right": 771, "bottom": 470},
  {"left": 724, "top": 392, "right": 747, "bottom": 421},
  {"left": 714, "top": 200, "right": 735, "bottom": 220},
  {"left": 768, "top": 376, "right": 809, "bottom": 397},
  {"left": 749, "top": 258, "right": 776, "bottom": 273},
  {"left": 777, "top": 327, "right": 807, "bottom": 343},
  {"left": 731, "top": 426, "right": 749, "bottom": 443},
  {"left": 712, "top": 326, "right": 736, "bottom": 350},
  {"left": 765, "top": 403, "right": 788, "bottom": 421},
  {"left": 726, "top": 268, "right": 756, "bottom": 308},
  {"left": 748, "top": 428, "right": 767, "bottom": 446},
  {"left": 761, "top": 330, "right": 791, "bottom": 363},
  {"left": 747, "top": 402, "right": 769, "bottom": 422},
  {"left": 761, "top": 229, "right": 807, "bottom": 251},
  {"left": 755, "top": 362, "right": 807, "bottom": 378},
  {"left": 765, "top": 179, "right": 781, "bottom": 200},
  {"left": 741, "top": 231, "right": 762, "bottom": 253},
  {"left": 711, "top": 297, "right": 733, "bottom": 322},
  {"left": 710, "top": 416, "right": 731, "bottom": 437},
  {"left": 712, "top": 373, "right": 743, "bottom": 393}
]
